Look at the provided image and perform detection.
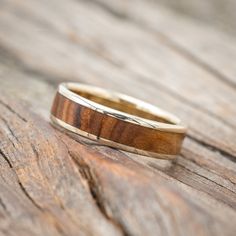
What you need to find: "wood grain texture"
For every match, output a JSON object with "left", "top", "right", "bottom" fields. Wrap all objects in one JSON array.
[
  {"left": 0, "top": 0, "right": 236, "bottom": 235},
  {"left": 151, "top": 0, "right": 236, "bottom": 36}
]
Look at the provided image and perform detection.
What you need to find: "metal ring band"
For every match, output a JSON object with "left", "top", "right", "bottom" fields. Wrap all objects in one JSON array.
[{"left": 50, "top": 83, "right": 186, "bottom": 159}]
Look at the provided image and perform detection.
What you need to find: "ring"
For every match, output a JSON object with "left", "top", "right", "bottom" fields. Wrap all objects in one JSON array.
[{"left": 50, "top": 83, "right": 186, "bottom": 159}]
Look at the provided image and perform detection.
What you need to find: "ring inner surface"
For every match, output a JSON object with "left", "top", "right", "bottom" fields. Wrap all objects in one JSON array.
[{"left": 71, "top": 89, "right": 174, "bottom": 124}]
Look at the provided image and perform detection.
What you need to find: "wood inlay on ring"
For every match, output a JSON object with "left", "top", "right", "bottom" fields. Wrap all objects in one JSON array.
[{"left": 51, "top": 92, "right": 185, "bottom": 155}]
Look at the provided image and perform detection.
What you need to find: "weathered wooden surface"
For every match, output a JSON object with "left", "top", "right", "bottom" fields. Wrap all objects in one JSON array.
[
  {"left": 0, "top": 0, "right": 236, "bottom": 235},
  {"left": 152, "top": 0, "right": 236, "bottom": 35}
]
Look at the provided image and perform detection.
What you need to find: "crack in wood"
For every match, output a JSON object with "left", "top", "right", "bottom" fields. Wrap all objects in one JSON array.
[
  {"left": 148, "top": 158, "right": 236, "bottom": 209},
  {"left": 68, "top": 150, "right": 130, "bottom": 236},
  {"left": 168, "top": 161, "right": 236, "bottom": 209},
  {"left": 177, "top": 161, "right": 236, "bottom": 194},
  {"left": 0, "top": 100, "right": 27, "bottom": 123},
  {"left": 0, "top": 148, "right": 43, "bottom": 212},
  {"left": 30, "top": 143, "right": 40, "bottom": 159},
  {"left": 181, "top": 152, "right": 236, "bottom": 186},
  {"left": 0, "top": 116, "right": 19, "bottom": 142},
  {"left": 187, "top": 134, "right": 236, "bottom": 163},
  {"left": 0, "top": 196, "right": 8, "bottom": 213},
  {"left": 0, "top": 149, "right": 13, "bottom": 169},
  {"left": 17, "top": 180, "right": 44, "bottom": 211}
]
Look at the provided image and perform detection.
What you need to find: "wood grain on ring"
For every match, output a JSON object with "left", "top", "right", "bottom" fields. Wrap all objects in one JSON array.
[{"left": 51, "top": 92, "right": 185, "bottom": 155}]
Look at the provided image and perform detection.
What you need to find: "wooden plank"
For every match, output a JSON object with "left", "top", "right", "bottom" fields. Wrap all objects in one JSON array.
[
  {"left": 0, "top": 0, "right": 236, "bottom": 207},
  {"left": 1, "top": 70, "right": 236, "bottom": 235},
  {"left": 0, "top": 0, "right": 236, "bottom": 235},
  {"left": 0, "top": 0, "right": 236, "bottom": 158},
  {"left": 2, "top": 62, "right": 236, "bottom": 209}
]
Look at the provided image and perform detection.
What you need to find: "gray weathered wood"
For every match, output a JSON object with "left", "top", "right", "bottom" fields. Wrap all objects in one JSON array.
[{"left": 152, "top": 0, "right": 236, "bottom": 35}]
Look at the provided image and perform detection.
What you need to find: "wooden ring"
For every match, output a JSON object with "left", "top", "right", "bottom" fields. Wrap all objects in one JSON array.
[{"left": 50, "top": 83, "right": 186, "bottom": 159}]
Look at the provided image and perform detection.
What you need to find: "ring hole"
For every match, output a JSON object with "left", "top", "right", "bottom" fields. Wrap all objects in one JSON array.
[{"left": 71, "top": 89, "right": 175, "bottom": 124}]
